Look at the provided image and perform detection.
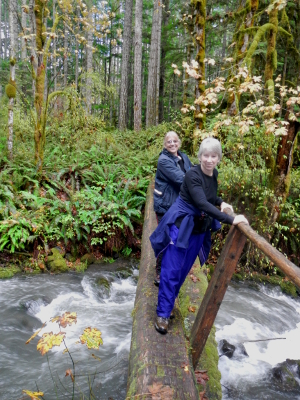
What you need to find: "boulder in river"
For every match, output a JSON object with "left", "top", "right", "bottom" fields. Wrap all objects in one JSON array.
[
  {"left": 219, "top": 339, "right": 248, "bottom": 358},
  {"left": 270, "top": 359, "right": 300, "bottom": 391}
]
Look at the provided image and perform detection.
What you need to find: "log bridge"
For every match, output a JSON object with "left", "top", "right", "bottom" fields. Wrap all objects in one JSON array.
[{"left": 126, "top": 182, "right": 300, "bottom": 399}]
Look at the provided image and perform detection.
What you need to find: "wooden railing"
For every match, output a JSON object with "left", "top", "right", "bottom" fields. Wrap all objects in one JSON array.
[{"left": 190, "top": 208, "right": 300, "bottom": 369}]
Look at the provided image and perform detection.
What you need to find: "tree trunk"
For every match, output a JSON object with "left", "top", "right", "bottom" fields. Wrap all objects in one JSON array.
[
  {"left": 119, "top": 0, "right": 133, "bottom": 130},
  {"left": 7, "top": 0, "right": 17, "bottom": 159},
  {"left": 156, "top": 4, "right": 162, "bottom": 125},
  {"left": 63, "top": 22, "right": 68, "bottom": 87},
  {"left": 192, "top": 0, "right": 206, "bottom": 129},
  {"left": 21, "top": 0, "right": 27, "bottom": 61},
  {"left": 0, "top": 0, "right": 2, "bottom": 61},
  {"left": 264, "top": 2, "right": 278, "bottom": 106},
  {"left": 133, "top": 0, "right": 143, "bottom": 131},
  {"left": 159, "top": 0, "right": 170, "bottom": 123},
  {"left": 270, "top": 112, "right": 300, "bottom": 223},
  {"left": 75, "top": 5, "right": 80, "bottom": 91},
  {"left": 86, "top": 9, "right": 93, "bottom": 114},
  {"left": 4, "top": 0, "right": 8, "bottom": 59},
  {"left": 146, "top": 0, "right": 161, "bottom": 128},
  {"left": 29, "top": 0, "right": 37, "bottom": 100}
]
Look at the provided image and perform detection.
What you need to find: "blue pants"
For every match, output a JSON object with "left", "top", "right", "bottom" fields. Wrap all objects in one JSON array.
[{"left": 156, "top": 224, "right": 205, "bottom": 318}]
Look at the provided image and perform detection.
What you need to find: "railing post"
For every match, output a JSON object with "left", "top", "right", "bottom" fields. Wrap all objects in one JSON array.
[{"left": 190, "top": 225, "right": 247, "bottom": 369}]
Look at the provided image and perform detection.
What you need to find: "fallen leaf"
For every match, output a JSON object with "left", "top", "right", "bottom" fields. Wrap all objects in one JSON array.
[
  {"left": 188, "top": 306, "right": 196, "bottom": 313},
  {"left": 65, "top": 369, "right": 74, "bottom": 382},
  {"left": 148, "top": 383, "right": 174, "bottom": 399}
]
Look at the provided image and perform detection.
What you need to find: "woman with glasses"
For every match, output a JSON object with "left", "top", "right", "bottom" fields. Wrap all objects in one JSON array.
[
  {"left": 153, "top": 131, "right": 192, "bottom": 286},
  {"left": 150, "top": 137, "right": 249, "bottom": 334}
]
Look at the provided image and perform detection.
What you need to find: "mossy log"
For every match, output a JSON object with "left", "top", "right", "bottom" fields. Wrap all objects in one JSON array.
[{"left": 126, "top": 182, "right": 221, "bottom": 399}]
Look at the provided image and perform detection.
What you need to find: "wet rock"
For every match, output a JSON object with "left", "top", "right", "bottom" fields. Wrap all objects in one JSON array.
[
  {"left": 81, "top": 253, "right": 96, "bottom": 265},
  {"left": 219, "top": 339, "right": 248, "bottom": 359},
  {"left": 46, "top": 248, "right": 68, "bottom": 273},
  {"left": 95, "top": 277, "right": 111, "bottom": 298},
  {"left": 115, "top": 266, "right": 134, "bottom": 279},
  {"left": 271, "top": 359, "right": 300, "bottom": 391},
  {"left": 219, "top": 339, "right": 236, "bottom": 358},
  {"left": 21, "top": 297, "right": 51, "bottom": 314}
]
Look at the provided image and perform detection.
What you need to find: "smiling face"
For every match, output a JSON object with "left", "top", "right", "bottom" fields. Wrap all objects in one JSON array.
[
  {"left": 199, "top": 151, "right": 220, "bottom": 176},
  {"left": 164, "top": 132, "right": 180, "bottom": 156}
]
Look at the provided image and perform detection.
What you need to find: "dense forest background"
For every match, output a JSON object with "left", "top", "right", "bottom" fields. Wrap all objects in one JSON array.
[{"left": 0, "top": 0, "right": 299, "bottom": 279}]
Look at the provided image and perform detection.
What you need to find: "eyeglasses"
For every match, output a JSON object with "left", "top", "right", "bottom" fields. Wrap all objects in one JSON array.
[{"left": 166, "top": 140, "right": 179, "bottom": 144}]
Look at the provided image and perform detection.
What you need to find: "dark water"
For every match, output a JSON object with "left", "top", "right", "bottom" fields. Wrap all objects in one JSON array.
[
  {"left": 0, "top": 261, "right": 138, "bottom": 400},
  {"left": 215, "top": 282, "right": 300, "bottom": 400}
]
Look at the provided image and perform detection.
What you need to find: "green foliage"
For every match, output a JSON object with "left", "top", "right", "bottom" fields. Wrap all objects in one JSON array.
[{"left": 0, "top": 104, "right": 175, "bottom": 255}]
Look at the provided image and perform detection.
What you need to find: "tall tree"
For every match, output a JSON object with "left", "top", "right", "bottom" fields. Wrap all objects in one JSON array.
[
  {"left": 7, "top": 0, "right": 17, "bottom": 160},
  {"left": 133, "top": 0, "right": 143, "bottom": 131},
  {"left": 86, "top": 6, "right": 93, "bottom": 114},
  {"left": 119, "top": 0, "right": 133, "bottom": 130},
  {"left": 264, "top": 0, "right": 278, "bottom": 106},
  {"left": 192, "top": 0, "right": 206, "bottom": 129},
  {"left": 146, "top": 0, "right": 162, "bottom": 127}
]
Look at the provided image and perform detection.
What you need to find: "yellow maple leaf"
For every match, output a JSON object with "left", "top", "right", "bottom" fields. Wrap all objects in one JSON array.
[
  {"left": 51, "top": 312, "right": 77, "bottom": 328},
  {"left": 37, "top": 332, "right": 66, "bottom": 356},
  {"left": 22, "top": 390, "right": 44, "bottom": 400},
  {"left": 80, "top": 327, "right": 103, "bottom": 349}
]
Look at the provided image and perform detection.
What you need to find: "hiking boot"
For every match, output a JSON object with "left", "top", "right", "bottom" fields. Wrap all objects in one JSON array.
[
  {"left": 155, "top": 317, "right": 169, "bottom": 334},
  {"left": 153, "top": 274, "right": 160, "bottom": 287}
]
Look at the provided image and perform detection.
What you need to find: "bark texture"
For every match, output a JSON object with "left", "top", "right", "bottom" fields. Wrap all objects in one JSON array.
[
  {"left": 133, "top": 0, "right": 143, "bottom": 131},
  {"left": 119, "top": 0, "right": 133, "bottom": 130},
  {"left": 192, "top": 0, "right": 206, "bottom": 129},
  {"left": 146, "top": 0, "right": 161, "bottom": 128}
]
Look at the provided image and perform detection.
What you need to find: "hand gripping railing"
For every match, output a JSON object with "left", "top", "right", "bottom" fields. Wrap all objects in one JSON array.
[{"left": 190, "top": 207, "right": 300, "bottom": 370}]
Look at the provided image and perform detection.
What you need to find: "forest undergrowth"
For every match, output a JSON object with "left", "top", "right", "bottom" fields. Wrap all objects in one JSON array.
[{"left": 0, "top": 97, "right": 299, "bottom": 291}]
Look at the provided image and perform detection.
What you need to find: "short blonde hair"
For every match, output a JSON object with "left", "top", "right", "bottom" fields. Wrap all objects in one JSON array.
[
  {"left": 198, "top": 137, "right": 222, "bottom": 162},
  {"left": 163, "top": 131, "right": 181, "bottom": 149}
]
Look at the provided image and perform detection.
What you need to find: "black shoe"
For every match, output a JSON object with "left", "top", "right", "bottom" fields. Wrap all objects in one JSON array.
[
  {"left": 154, "top": 274, "right": 160, "bottom": 287},
  {"left": 155, "top": 317, "right": 169, "bottom": 334}
]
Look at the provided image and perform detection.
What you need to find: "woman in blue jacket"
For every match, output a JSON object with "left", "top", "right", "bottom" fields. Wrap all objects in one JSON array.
[
  {"left": 153, "top": 131, "right": 192, "bottom": 285},
  {"left": 150, "top": 137, "right": 248, "bottom": 334}
]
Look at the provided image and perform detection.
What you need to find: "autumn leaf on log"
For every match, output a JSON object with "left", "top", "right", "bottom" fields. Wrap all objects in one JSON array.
[
  {"left": 199, "top": 390, "right": 208, "bottom": 400},
  {"left": 188, "top": 306, "right": 196, "bottom": 313},
  {"left": 65, "top": 369, "right": 74, "bottom": 382},
  {"left": 22, "top": 390, "right": 44, "bottom": 400},
  {"left": 147, "top": 383, "right": 174, "bottom": 400},
  {"left": 190, "top": 274, "right": 200, "bottom": 282},
  {"left": 26, "top": 323, "right": 46, "bottom": 344},
  {"left": 195, "top": 369, "right": 209, "bottom": 385},
  {"left": 80, "top": 327, "right": 103, "bottom": 349},
  {"left": 51, "top": 312, "right": 77, "bottom": 328},
  {"left": 37, "top": 332, "right": 66, "bottom": 355}
]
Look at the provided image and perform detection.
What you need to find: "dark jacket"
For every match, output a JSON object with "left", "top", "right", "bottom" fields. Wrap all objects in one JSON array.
[{"left": 154, "top": 149, "right": 192, "bottom": 214}]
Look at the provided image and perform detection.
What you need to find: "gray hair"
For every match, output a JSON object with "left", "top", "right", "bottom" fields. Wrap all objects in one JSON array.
[
  {"left": 198, "top": 137, "right": 222, "bottom": 162},
  {"left": 163, "top": 131, "right": 181, "bottom": 149}
]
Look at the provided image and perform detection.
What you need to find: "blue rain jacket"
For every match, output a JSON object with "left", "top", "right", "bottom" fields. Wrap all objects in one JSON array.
[{"left": 149, "top": 196, "right": 221, "bottom": 266}]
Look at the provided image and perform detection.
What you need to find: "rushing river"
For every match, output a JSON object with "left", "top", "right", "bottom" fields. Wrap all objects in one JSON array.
[
  {"left": 215, "top": 281, "right": 300, "bottom": 400},
  {"left": 1, "top": 262, "right": 300, "bottom": 400},
  {"left": 0, "top": 260, "right": 138, "bottom": 400}
]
